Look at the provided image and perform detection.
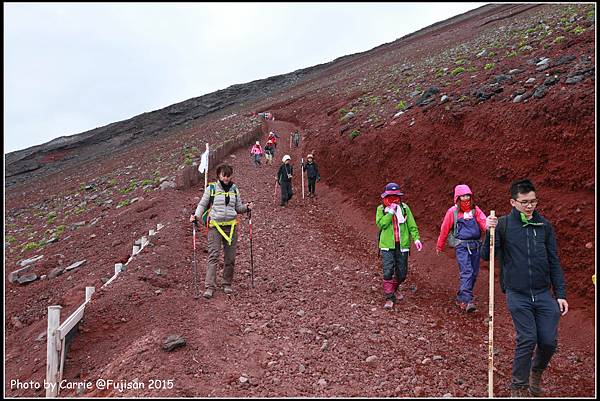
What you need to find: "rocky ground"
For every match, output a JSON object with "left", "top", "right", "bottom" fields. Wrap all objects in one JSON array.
[{"left": 4, "top": 3, "right": 595, "bottom": 398}]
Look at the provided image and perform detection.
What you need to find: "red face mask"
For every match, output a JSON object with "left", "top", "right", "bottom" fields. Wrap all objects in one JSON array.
[
  {"left": 383, "top": 195, "right": 401, "bottom": 207},
  {"left": 460, "top": 199, "right": 471, "bottom": 212}
]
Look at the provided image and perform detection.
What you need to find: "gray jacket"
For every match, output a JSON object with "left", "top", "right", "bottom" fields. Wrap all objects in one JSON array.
[{"left": 194, "top": 181, "right": 248, "bottom": 222}]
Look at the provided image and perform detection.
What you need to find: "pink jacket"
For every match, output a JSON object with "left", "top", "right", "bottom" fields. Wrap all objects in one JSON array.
[
  {"left": 436, "top": 184, "right": 487, "bottom": 251},
  {"left": 250, "top": 145, "right": 263, "bottom": 155}
]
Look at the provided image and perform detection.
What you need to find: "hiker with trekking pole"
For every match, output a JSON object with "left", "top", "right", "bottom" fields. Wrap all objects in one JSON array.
[
  {"left": 481, "top": 179, "right": 568, "bottom": 397},
  {"left": 190, "top": 164, "right": 253, "bottom": 299}
]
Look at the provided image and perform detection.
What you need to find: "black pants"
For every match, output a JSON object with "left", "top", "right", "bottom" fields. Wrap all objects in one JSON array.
[
  {"left": 507, "top": 289, "right": 560, "bottom": 389},
  {"left": 308, "top": 177, "right": 317, "bottom": 195},
  {"left": 280, "top": 181, "right": 293, "bottom": 205}
]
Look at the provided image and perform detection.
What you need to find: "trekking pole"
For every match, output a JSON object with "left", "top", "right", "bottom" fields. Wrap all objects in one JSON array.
[
  {"left": 248, "top": 210, "right": 254, "bottom": 288},
  {"left": 301, "top": 158, "right": 305, "bottom": 199},
  {"left": 274, "top": 180, "right": 278, "bottom": 204},
  {"left": 192, "top": 220, "right": 200, "bottom": 299},
  {"left": 488, "top": 210, "right": 496, "bottom": 398}
]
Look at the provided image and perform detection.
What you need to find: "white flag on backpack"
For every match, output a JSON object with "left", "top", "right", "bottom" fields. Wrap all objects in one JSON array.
[{"left": 198, "top": 143, "right": 209, "bottom": 173}]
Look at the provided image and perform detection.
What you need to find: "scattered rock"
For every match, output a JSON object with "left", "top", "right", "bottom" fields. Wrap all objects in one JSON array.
[
  {"left": 17, "top": 255, "right": 44, "bottom": 268},
  {"left": 65, "top": 260, "right": 86, "bottom": 271},
  {"left": 11, "top": 316, "right": 24, "bottom": 329},
  {"left": 17, "top": 273, "right": 38, "bottom": 285},
  {"left": 525, "top": 77, "right": 536, "bottom": 84},
  {"left": 476, "top": 49, "right": 488, "bottom": 58},
  {"left": 239, "top": 376, "right": 249, "bottom": 384},
  {"left": 440, "top": 95, "right": 449, "bottom": 103},
  {"left": 533, "top": 84, "right": 549, "bottom": 98},
  {"left": 493, "top": 74, "right": 513, "bottom": 84},
  {"left": 553, "top": 55, "right": 576, "bottom": 66},
  {"left": 341, "top": 111, "right": 355, "bottom": 121},
  {"left": 416, "top": 87, "right": 440, "bottom": 106},
  {"left": 162, "top": 335, "right": 186, "bottom": 352},
  {"left": 297, "top": 310, "right": 305, "bottom": 317},
  {"left": 159, "top": 181, "right": 176, "bottom": 190},
  {"left": 365, "top": 355, "right": 378, "bottom": 364},
  {"left": 508, "top": 68, "right": 523, "bottom": 75},
  {"left": 443, "top": 393, "right": 453, "bottom": 398},
  {"left": 317, "top": 378, "right": 327, "bottom": 387},
  {"left": 565, "top": 75, "right": 584, "bottom": 84},
  {"left": 421, "top": 357, "right": 431, "bottom": 364},
  {"left": 48, "top": 266, "right": 66, "bottom": 279},
  {"left": 585, "top": 242, "right": 593, "bottom": 249},
  {"left": 544, "top": 76, "right": 559, "bottom": 86}
]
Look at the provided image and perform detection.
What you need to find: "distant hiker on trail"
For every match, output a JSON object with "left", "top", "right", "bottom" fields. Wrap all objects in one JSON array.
[
  {"left": 264, "top": 140, "right": 275, "bottom": 165},
  {"left": 482, "top": 179, "right": 568, "bottom": 398},
  {"left": 436, "top": 184, "right": 487, "bottom": 313},
  {"left": 376, "top": 183, "right": 422, "bottom": 309},
  {"left": 267, "top": 131, "right": 280, "bottom": 155},
  {"left": 301, "top": 154, "right": 320, "bottom": 197},
  {"left": 277, "top": 155, "right": 293, "bottom": 207},
  {"left": 190, "top": 164, "right": 253, "bottom": 299},
  {"left": 250, "top": 141, "right": 264, "bottom": 167},
  {"left": 292, "top": 130, "right": 301, "bottom": 148}
]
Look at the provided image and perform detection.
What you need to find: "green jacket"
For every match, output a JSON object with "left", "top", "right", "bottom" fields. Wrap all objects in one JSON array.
[{"left": 376, "top": 203, "right": 420, "bottom": 249}]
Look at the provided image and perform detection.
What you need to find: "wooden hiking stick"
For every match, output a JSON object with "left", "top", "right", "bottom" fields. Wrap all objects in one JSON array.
[
  {"left": 301, "top": 158, "right": 305, "bottom": 199},
  {"left": 488, "top": 210, "right": 496, "bottom": 398}
]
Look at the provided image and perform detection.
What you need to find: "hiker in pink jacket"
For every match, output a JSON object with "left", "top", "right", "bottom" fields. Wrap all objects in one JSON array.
[
  {"left": 436, "top": 184, "right": 487, "bottom": 313},
  {"left": 250, "top": 141, "right": 264, "bottom": 167}
]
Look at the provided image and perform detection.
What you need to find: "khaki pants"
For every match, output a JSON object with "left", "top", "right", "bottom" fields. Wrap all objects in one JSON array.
[{"left": 205, "top": 226, "right": 238, "bottom": 289}]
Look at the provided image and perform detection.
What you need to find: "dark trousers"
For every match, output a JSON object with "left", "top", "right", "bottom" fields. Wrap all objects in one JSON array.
[
  {"left": 506, "top": 289, "right": 561, "bottom": 389},
  {"left": 280, "top": 181, "right": 293, "bottom": 205},
  {"left": 308, "top": 177, "right": 317, "bottom": 195},
  {"left": 381, "top": 246, "right": 408, "bottom": 302},
  {"left": 454, "top": 242, "right": 481, "bottom": 303}
]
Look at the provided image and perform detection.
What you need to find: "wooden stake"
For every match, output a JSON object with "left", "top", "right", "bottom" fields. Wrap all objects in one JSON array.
[
  {"left": 301, "top": 158, "right": 305, "bottom": 199},
  {"left": 46, "top": 306, "right": 62, "bottom": 397},
  {"left": 488, "top": 210, "right": 496, "bottom": 398}
]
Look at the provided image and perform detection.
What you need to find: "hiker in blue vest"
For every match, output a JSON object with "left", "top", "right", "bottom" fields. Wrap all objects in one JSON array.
[
  {"left": 190, "top": 164, "right": 253, "bottom": 298},
  {"left": 376, "top": 183, "right": 422, "bottom": 309},
  {"left": 482, "top": 179, "right": 568, "bottom": 397},
  {"left": 436, "top": 184, "right": 487, "bottom": 312}
]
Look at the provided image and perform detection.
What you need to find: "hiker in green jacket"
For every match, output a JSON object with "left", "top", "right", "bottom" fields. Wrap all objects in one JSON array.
[{"left": 376, "top": 183, "right": 422, "bottom": 309}]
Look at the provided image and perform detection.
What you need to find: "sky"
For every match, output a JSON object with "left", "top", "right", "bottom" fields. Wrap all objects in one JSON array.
[{"left": 4, "top": 2, "right": 486, "bottom": 153}]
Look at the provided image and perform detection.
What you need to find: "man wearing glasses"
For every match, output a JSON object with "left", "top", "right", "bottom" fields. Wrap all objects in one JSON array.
[{"left": 482, "top": 179, "right": 568, "bottom": 397}]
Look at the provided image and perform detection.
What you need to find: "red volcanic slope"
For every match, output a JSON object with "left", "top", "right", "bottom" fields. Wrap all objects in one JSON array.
[{"left": 4, "top": 4, "right": 594, "bottom": 398}]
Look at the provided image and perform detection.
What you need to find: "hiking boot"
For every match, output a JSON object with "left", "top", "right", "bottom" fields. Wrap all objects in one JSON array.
[
  {"left": 466, "top": 303, "right": 477, "bottom": 313},
  {"left": 510, "top": 387, "right": 530, "bottom": 398},
  {"left": 529, "top": 369, "right": 543, "bottom": 397},
  {"left": 203, "top": 288, "right": 214, "bottom": 299},
  {"left": 384, "top": 300, "right": 394, "bottom": 309},
  {"left": 223, "top": 285, "right": 233, "bottom": 295}
]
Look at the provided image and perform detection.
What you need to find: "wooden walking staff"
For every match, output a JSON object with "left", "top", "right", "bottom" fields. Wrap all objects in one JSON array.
[
  {"left": 488, "top": 210, "right": 496, "bottom": 398},
  {"left": 301, "top": 158, "right": 305, "bottom": 199}
]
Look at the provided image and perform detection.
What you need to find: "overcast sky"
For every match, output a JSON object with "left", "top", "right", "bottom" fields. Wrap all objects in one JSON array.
[{"left": 4, "top": 2, "right": 486, "bottom": 153}]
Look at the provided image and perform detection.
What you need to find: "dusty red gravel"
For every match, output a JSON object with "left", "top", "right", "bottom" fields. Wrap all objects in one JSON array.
[{"left": 5, "top": 3, "right": 595, "bottom": 398}]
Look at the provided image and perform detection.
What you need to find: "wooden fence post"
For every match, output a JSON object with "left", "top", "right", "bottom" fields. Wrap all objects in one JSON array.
[{"left": 46, "top": 306, "right": 62, "bottom": 397}]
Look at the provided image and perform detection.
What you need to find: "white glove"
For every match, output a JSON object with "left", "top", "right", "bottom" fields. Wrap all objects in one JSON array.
[{"left": 414, "top": 240, "right": 423, "bottom": 251}]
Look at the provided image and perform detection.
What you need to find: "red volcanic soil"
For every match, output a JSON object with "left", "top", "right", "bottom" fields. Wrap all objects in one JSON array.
[{"left": 4, "top": 3, "right": 595, "bottom": 398}]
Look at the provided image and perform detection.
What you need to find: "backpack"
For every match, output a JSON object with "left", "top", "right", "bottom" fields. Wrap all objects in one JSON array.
[
  {"left": 377, "top": 203, "right": 408, "bottom": 257},
  {"left": 201, "top": 182, "right": 238, "bottom": 226},
  {"left": 447, "top": 207, "right": 476, "bottom": 248}
]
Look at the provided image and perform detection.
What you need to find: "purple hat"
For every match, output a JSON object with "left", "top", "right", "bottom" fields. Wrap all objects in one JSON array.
[{"left": 381, "top": 182, "right": 404, "bottom": 198}]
